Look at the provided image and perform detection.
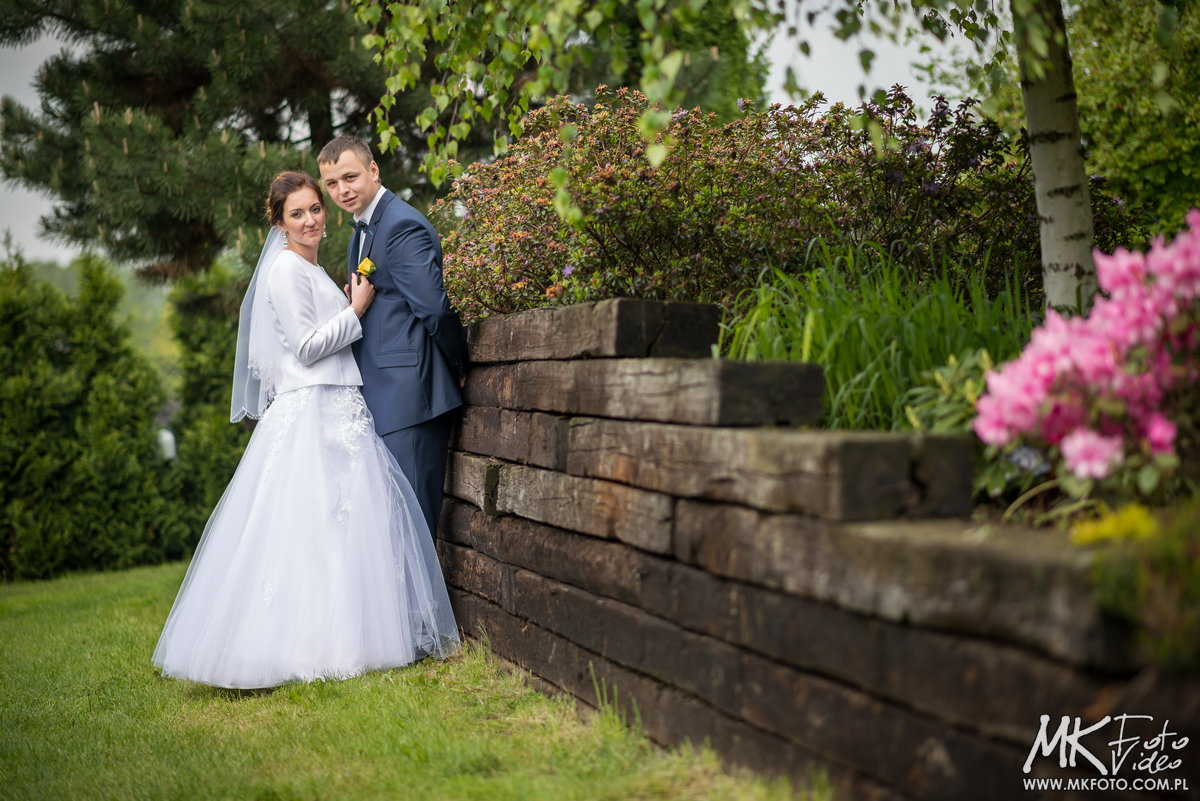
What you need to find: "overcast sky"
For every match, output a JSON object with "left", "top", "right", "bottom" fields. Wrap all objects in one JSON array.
[{"left": 0, "top": 26, "right": 950, "bottom": 266}]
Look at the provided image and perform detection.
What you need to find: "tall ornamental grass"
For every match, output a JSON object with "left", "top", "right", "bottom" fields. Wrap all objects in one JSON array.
[{"left": 721, "top": 242, "right": 1036, "bottom": 431}]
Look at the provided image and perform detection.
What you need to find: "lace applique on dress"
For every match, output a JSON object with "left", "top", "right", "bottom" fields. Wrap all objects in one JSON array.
[
  {"left": 260, "top": 574, "right": 279, "bottom": 607},
  {"left": 324, "top": 387, "right": 373, "bottom": 527},
  {"left": 333, "top": 486, "right": 352, "bottom": 525},
  {"left": 326, "top": 387, "right": 372, "bottom": 465},
  {"left": 260, "top": 387, "right": 313, "bottom": 479}
]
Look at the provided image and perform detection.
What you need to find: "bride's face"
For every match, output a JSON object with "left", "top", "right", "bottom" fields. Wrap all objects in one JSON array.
[{"left": 278, "top": 187, "right": 325, "bottom": 248}]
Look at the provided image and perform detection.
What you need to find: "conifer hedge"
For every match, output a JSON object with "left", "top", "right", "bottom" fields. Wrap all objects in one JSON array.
[
  {"left": 167, "top": 264, "right": 252, "bottom": 538},
  {"left": 1, "top": 255, "right": 189, "bottom": 580}
]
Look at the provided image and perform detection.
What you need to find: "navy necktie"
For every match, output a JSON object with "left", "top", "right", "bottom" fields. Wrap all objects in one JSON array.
[
  {"left": 353, "top": 220, "right": 368, "bottom": 261},
  {"left": 347, "top": 220, "right": 368, "bottom": 283}
]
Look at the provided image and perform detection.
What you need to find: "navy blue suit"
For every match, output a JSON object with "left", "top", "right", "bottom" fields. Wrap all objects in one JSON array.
[{"left": 349, "top": 189, "right": 467, "bottom": 537}]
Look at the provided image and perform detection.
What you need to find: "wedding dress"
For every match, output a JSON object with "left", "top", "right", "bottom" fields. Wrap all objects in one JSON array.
[{"left": 153, "top": 235, "right": 459, "bottom": 689}]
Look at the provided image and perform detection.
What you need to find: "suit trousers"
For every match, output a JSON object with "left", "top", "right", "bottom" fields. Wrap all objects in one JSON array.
[{"left": 380, "top": 410, "right": 456, "bottom": 541}]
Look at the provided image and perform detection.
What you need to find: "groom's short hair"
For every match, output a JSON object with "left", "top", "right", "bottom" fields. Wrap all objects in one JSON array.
[{"left": 318, "top": 135, "right": 374, "bottom": 168}]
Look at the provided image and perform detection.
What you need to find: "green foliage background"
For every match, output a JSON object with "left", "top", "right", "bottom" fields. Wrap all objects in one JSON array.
[
  {"left": 1, "top": 0, "right": 771, "bottom": 581},
  {"left": 932, "top": 0, "right": 1200, "bottom": 235},
  {"left": 36, "top": 257, "right": 181, "bottom": 397},
  {"left": 166, "top": 263, "right": 252, "bottom": 538},
  {"left": 1, "top": 0, "right": 380, "bottom": 279},
  {"left": 0, "top": 253, "right": 189, "bottom": 581}
]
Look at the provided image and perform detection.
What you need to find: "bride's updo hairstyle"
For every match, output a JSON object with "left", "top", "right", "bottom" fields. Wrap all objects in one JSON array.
[{"left": 265, "top": 171, "right": 324, "bottom": 226}]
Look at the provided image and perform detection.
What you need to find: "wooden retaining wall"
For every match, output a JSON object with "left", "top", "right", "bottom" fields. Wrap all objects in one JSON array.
[{"left": 438, "top": 299, "right": 1200, "bottom": 801}]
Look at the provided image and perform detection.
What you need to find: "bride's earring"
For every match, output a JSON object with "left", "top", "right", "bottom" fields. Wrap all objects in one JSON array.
[
  {"left": 322, "top": 226, "right": 328, "bottom": 239},
  {"left": 282, "top": 230, "right": 288, "bottom": 244}
]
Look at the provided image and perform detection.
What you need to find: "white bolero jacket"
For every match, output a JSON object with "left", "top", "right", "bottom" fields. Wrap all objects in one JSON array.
[{"left": 267, "top": 249, "right": 363, "bottom": 394}]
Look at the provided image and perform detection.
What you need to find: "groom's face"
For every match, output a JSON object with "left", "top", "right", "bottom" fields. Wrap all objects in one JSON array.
[{"left": 319, "top": 151, "right": 380, "bottom": 218}]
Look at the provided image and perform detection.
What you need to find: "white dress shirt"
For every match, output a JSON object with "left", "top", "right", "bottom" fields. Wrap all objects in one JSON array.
[
  {"left": 267, "top": 249, "right": 363, "bottom": 394},
  {"left": 353, "top": 185, "right": 388, "bottom": 263}
]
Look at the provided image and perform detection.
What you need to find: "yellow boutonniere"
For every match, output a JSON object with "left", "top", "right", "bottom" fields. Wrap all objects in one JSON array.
[{"left": 356, "top": 257, "right": 376, "bottom": 277}]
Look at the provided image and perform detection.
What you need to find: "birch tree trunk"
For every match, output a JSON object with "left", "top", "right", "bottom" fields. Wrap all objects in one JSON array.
[{"left": 1012, "top": 0, "right": 1096, "bottom": 312}]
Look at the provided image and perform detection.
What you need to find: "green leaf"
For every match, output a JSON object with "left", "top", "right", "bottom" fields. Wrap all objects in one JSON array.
[
  {"left": 416, "top": 108, "right": 437, "bottom": 132},
  {"left": 858, "top": 48, "right": 875, "bottom": 73},
  {"left": 1154, "top": 91, "right": 1180, "bottom": 114},
  {"left": 1151, "top": 61, "right": 1170, "bottom": 86},
  {"left": 636, "top": 109, "right": 670, "bottom": 141},
  {"left": 1059, "top": 472, "right": 1093, "bottom": 500},
  {"left": 659, "top": 50, "right": 685, "bottom": 84},
  {"left": 645, "top": 142, "right": 669, "bottom": 166},
  {"left": 782, "top": 66, "right": 799, "bottom": 97},
  {"left": 1137, "top": 464, "right": 1160, "bottom": 496},
  {"left": 553, "top": 186, "right": 579, "bottom": 220},
  {"left": 1154, "top": 452, "right": 1181, "bottom": 472}
]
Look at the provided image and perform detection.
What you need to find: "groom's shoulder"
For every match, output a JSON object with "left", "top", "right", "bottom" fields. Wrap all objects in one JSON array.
[
  {"left": 380, "top": 193, "right": 429, "bottom": 223},
  {"left": 378, "top": 193, "right": 438, "bottom": 235}
]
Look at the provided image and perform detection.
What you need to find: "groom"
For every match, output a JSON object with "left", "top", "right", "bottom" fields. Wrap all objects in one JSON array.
[{"left": 317, "top": 135, "right": 467, "bottom": 539}]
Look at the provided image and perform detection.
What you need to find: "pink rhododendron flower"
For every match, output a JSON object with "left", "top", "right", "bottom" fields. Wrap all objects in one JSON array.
[
  {"left": 972, "top": 395, "right": 1013, "bottom": 446},
  {"left": 1067, "top": 331, "right": 1118, "bottom": 385},
  {"left": 1144, "top": 413, "right": 1177, "bottom": 454},
  {"left": 1039, "top": 398, "right": 1088, "bottom": 445},
  {"left": 1095, "top": 246, "right": 1146, "bottom": 298},
  {"left": 973, "top": 209, "right": 1200, "bottom": 488},
  {"left": 1060, "top": 429, "right": 1124, "bottom": 480}
]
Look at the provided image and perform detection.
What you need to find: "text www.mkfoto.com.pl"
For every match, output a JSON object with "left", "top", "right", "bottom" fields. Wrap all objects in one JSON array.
[{"left": 1023, "top": 777, "right": 1190, "bottom": 792}]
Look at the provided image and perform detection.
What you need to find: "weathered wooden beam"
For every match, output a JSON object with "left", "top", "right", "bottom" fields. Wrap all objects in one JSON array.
[
  {"left": 464, "top": 358, "right": 823, "bottom": 427},
  {"left": 443, "top": 451, "right": 502, "bottom": 515},
  {"left": 672, "top": 499, "right": 1133, "bottom": 670},
  {"left": 439, "top": 541, "right": 513, "bottom": 609},
  {"left": 453, "top": 406, "right": 569, "bottom": 470},
  {"left": 494, "top": 463, "right": 674, "bottom": 554},
  {"left": 566, "top": 419, "right": 972, "bottom": 519},
  {"left": 450, "top": 588, "right": 906, "bottom": 801},
  {"left": 466, "top": 298, "right": 720, "bottom": 363},
  {"left": 440, "top": 500, "right": 1129, "bottom": 739},
  {"left": 442, "top": 500, "right": 648, "bottom": 608},
  {"left": 451, "top": 564, "right": 1026, "bottom": 801}
]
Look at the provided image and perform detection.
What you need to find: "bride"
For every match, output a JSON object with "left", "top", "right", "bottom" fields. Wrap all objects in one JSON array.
[{"left": 153, "top": 171, "right": 459, "bottom": 689}]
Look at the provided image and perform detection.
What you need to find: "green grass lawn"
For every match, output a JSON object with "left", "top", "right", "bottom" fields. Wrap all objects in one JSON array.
[{"left": 0, "top": 563, "right": 820, "bottom": 801}]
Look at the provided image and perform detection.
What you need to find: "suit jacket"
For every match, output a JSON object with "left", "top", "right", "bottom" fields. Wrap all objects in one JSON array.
[
  {"left": 349, "top": 189, "right": 467, "bottom": 435},
  {"left": 268, "top": 249, "right": 363, "bottom": 394}
]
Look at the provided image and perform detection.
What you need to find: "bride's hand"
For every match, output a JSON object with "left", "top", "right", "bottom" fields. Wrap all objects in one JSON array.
[{"left": 349, "top": 275, "right": 375, "bottom": 317}]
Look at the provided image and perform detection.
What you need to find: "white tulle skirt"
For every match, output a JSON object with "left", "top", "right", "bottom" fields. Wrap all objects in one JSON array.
[{"left": 153, "top": 384, "right": 460, "bottom": 689}]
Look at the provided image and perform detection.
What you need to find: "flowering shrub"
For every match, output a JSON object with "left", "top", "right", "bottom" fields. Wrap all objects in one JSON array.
[
  {"left": 435, "top": 85, "right": 1144, "bottom": 322},
  {"left": 973, "top": 211, "right": 1200, "bottom": 502}
]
